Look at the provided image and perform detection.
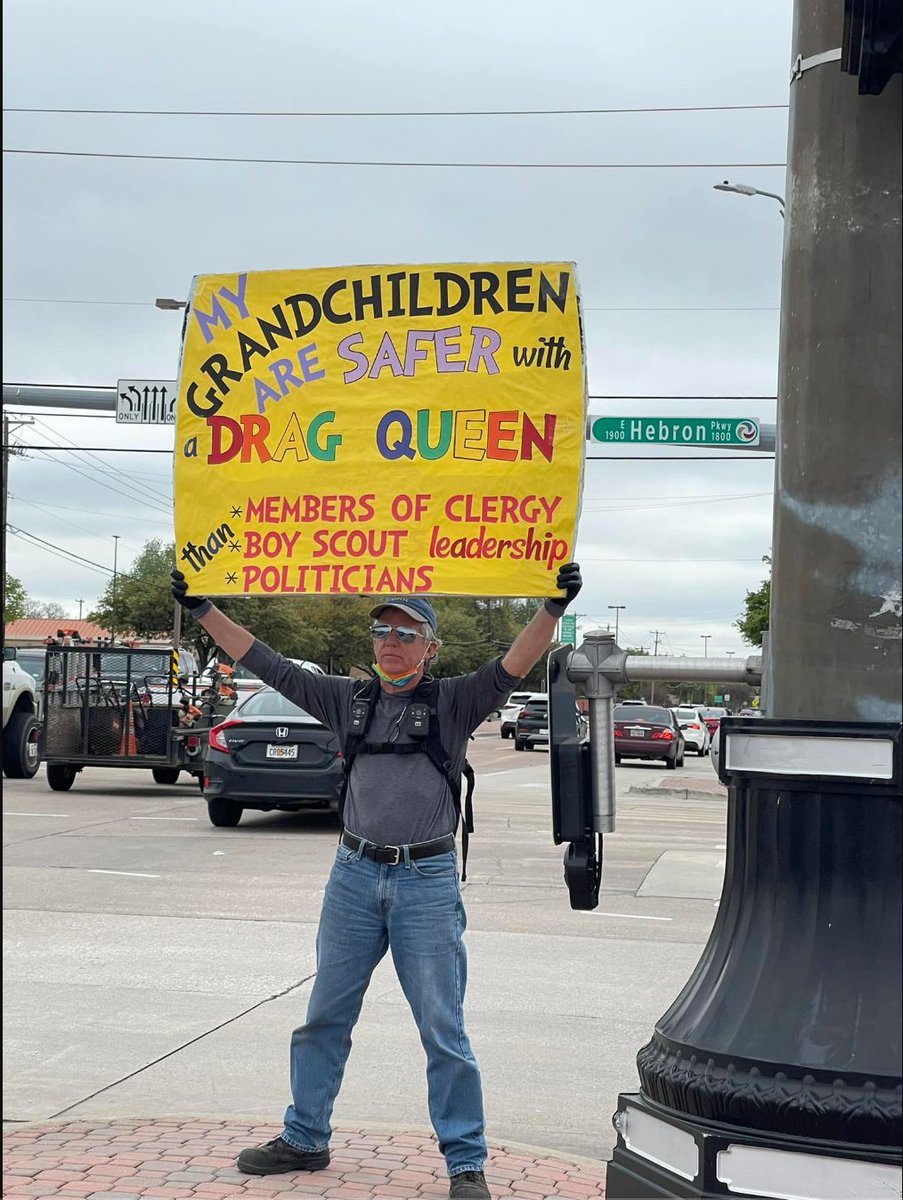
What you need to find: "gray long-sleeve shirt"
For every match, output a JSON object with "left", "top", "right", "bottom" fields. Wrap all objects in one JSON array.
[{"left": 240, "top": 640, "right": 520, "bottom": 845}]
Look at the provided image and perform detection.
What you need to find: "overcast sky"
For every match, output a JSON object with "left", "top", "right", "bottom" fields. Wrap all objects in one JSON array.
[{"left": 2, "top": 0, "right": 791, "bottom": 658}]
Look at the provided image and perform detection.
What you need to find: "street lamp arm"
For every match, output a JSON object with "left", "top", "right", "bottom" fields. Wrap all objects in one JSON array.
[{"left": 713, "top": 180, "right": 785, "bottom": 218}]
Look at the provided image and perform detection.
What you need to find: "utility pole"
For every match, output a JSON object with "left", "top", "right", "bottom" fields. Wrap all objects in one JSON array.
[
  {"left": 2, "top": 414, "right": 33, "bottom": 635},
  {"left": 606, "top": 2, "right": 902, "bottom": 1195},
  {"left": 111, "top": 536, "right": 120, "bottom": 642},
  {"left": 700, "top": 635, "right": 712, "bottom": 704},
  {"left": 75, "top": 599, "right": 84, "bottom": 620},
  {"left": 649, "top": 630, "right": 665, "bottom": 702},
  {"left": 607, "top": 605, "right": 626, "bottom": 645}
]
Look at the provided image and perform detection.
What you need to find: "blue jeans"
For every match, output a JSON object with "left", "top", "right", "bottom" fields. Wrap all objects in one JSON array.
[{"left": 281, "top": 840, "right": 487, "bottom": 1176}]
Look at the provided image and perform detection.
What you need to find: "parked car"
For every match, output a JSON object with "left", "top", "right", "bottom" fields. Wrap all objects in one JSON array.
[
  {"left": 512, "top": 696, "right": 587, "bottom": 750},
  {"left": 202, "top": 687, "right": 344, "bottom": 827},
  {"left": 671, "top": 705, "right": 711, "bottom": 755},
  {"left": 737, "top": 707, "right": 763, "bottom": 717},
  {"left": 514, "top": 695, "right": 549, "bottom": 750},
  {"left": 613, "top": 703, "right": 685, "bottom": 769},
  {"left": 699, "top": 706, "right": 729, "bottom": 737},
  {"left": 500, "top": 690, "right": 542, "bottom": 739}
]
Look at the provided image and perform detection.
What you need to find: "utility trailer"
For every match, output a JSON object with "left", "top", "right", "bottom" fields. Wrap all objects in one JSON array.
[{"left": 39, "top": 644, "right": 226, "bottom": 791}]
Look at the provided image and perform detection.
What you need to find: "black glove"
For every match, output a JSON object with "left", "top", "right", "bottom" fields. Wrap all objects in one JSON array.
[
  {"left": 171, "top": 569, "right": 213, "bottom": 617},
  {"left": 544, "top": 562, "right": 582, "bottom": 618}
]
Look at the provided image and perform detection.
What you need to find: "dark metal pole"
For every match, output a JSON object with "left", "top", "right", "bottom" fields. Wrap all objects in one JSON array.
[
  {"left": 768, "top": 12, "right": 902, "bottom": 720},
  {"left": 604, "top": 2, "right": 902, "bottom": 1194}
]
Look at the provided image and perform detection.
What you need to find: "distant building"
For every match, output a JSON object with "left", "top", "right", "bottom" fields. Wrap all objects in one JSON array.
[
  {"left": 4, "top": 619, "right": 112, "bottom": 648},
  {"left": 4, "top": 619, "right": 171, "bottom": 649}
]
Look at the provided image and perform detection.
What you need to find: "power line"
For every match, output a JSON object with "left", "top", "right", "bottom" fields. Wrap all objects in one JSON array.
[
  {"left": 15, "top": 444, "right": 775, "bottom": 461},
  {"left": 22, "top": 448, "right": 172, "bottom": 513},
  {"left": 4, "top": 297, "right": 154, "bottom": 307},
  {"left": 20, "top": 444, "right": 173, "bottom": 454},
  {"left": 589, "top": 394, "right": 777, "bottom": 399},
  {"left": 588, "top": 454, "right": 775, "bottom": 459},
  {"left": 3, "top": 103, "right": 789, "bottom": 118},
  {"left": 5, "top": 392, "right": 777, "bottom": 401},
  {"left": 30, "top": 418, "right": 172, "bottom": 504},
  {"left": 578, "top": 557, "right": 765, "bottom": 562},
  {"left": 8, "top": 525, "right": 115, "bottom": 575},
  {"left": 4, "top": 148, "right": 787, "bottom": 170},
  {"left": 1, "top": 296, "right": 780, "bottom": 313},
  {"left": 9, "top": 494, "right": 174, "bottom": 524}
]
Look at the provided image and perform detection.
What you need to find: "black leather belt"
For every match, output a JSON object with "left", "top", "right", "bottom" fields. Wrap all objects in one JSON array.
[{"left": 341, "top": 830, "right": 456, "bottom": 865}]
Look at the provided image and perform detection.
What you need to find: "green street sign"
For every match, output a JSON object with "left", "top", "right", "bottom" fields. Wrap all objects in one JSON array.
[
  {"left": 714, "top": 695, "right": 723, "bottom": 704},
  {"left": 591, "top": 417, "right": 760, "bottom": 447},
  {"left": 559, "top": 613, "right": 577, "bottom": 645}
]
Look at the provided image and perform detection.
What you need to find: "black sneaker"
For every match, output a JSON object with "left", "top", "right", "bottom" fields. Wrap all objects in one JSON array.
[
  {"left": 237, "top": 1135, "right": 330, "bottom": 1175},
  {"left": 449, "top": 1170, "right": 491, "bottom": 1199}
]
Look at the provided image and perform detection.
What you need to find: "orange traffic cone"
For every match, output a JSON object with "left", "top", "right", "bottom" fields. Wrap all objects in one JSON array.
[{"left": 119, "top": 702, "right": 139, "bottom": 757}]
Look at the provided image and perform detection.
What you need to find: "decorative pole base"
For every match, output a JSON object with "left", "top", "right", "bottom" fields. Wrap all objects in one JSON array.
[{"left": 605, "top": 719, "right": 902, "bottom": 1198}]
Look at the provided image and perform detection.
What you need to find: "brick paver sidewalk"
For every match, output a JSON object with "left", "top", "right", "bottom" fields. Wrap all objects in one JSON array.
[{"left": 3, "top": 1118, "right": 606, "bottom": 1199}]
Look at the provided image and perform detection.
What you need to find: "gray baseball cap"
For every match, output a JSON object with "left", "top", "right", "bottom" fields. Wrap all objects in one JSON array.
[{"left": 368, "top": 596, "right": 438, "bottom": 633}]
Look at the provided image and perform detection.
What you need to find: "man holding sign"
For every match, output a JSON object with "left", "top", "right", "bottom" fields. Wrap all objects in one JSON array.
[{"left": 172, "top": 563, "right": 582, "bottom": 1200}]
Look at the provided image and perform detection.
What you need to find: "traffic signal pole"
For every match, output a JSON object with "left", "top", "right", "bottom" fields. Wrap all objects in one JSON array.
[{"left": 585, "top": 2, "right": 902, "bottom": 1195}]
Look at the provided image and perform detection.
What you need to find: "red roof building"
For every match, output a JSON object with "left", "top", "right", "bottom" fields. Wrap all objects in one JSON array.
[{"left": 4, "top": 619, "right": 112, "bottom": 647}]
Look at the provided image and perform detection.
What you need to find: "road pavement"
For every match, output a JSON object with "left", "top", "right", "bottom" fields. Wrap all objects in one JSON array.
[{"left": 3, "top": 723, "right": 728, "bottom": 1197}]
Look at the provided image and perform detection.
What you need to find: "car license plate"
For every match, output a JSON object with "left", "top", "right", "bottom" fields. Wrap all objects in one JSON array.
[
  {"left": 266, "top": 744, "right": 298, "bottom": 759},
  {"left": 629, "top": 727, "right": 646, "bottom": 738}
]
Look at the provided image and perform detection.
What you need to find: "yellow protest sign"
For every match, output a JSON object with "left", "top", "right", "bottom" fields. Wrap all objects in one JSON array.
[{"left": 174, "top": 263, "right": 585, "bottom": 598}]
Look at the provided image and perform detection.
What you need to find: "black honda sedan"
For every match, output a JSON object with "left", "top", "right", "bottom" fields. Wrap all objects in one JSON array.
[
  {"left": 613, "top": 703, "right": 686, "bottom": 769},
  {"left": 202, "top": 688, "right": 344, "bottom": 826}
]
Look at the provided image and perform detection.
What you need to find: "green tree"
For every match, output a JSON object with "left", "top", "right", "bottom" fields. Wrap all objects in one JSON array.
[
  {"left": 736, "top": 556, "right": 772, "bottom": 647},
  {"left": 89, "top": 539, "right": 175, "bottom": 639},
  {"left": 5, "top": 575, "right": 28, "bottom": 623}
]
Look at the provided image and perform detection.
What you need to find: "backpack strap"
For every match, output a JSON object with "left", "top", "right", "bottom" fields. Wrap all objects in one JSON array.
[
  {"left": 340, "top": 675, "right": 475, "bottom": 880},
  {"left": 338, "top": 677, "right": 382, "bottom": 830}
]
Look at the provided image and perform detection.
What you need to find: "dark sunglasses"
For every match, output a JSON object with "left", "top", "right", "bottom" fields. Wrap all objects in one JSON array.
[{"left": 370, "top": 623, "right": 427, "bottom": 644}]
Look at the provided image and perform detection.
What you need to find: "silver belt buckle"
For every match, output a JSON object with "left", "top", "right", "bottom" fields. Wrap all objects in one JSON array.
[{"left": 385, "top": 844, "right": 402, "bottom": 865}]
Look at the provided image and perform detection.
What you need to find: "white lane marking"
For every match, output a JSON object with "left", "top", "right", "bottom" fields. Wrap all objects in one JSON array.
[
  {"left": 3, "top": 811, "right": 70, "bottom": 817},
  {"left": 129, "top": 816, "right": 199, "bottom": 821},
  {"left": 87, "top": 869, "right": 161, "bottom": 878},
  {"left": 482, "top": 770, "right": 519, "bottom": 777},
  {"left": 577, "top": 910, "right": 673, "bottom": 922}
]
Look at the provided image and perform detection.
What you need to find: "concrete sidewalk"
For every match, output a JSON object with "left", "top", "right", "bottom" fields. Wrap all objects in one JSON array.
[{"left": 2, "top": 1118, "right": 606, "bottom": 1199}]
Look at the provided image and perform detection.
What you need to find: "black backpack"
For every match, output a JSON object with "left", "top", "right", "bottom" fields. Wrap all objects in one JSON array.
[{"left": 340, "top": 676, "right": 477, "bottom": 880}]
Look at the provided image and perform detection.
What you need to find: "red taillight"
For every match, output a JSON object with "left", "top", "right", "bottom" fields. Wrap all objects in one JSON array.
[
  {"left": 651, "top": 729, "right": 674, "bottom": 740},
  {"left": 614, "top": 727, "right": 625, "bottom": 737},
  {"left": 209, "top": 719, "right": 242, "bottom": 753},
  {"left": 187, "top": 735, "right": 200, "bottom": 750},
  {"left": 687, "top": 722, "right": 700, "bottom": 730}
]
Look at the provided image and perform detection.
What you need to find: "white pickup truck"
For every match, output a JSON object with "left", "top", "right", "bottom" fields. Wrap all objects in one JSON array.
[{"left": 2, "top": 651, "right": 42, "bottom": 778}]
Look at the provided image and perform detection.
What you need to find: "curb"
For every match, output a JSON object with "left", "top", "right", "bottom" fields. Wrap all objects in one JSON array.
[{"left": 627, "top": 785, "right": 726, "bottom": 801}]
